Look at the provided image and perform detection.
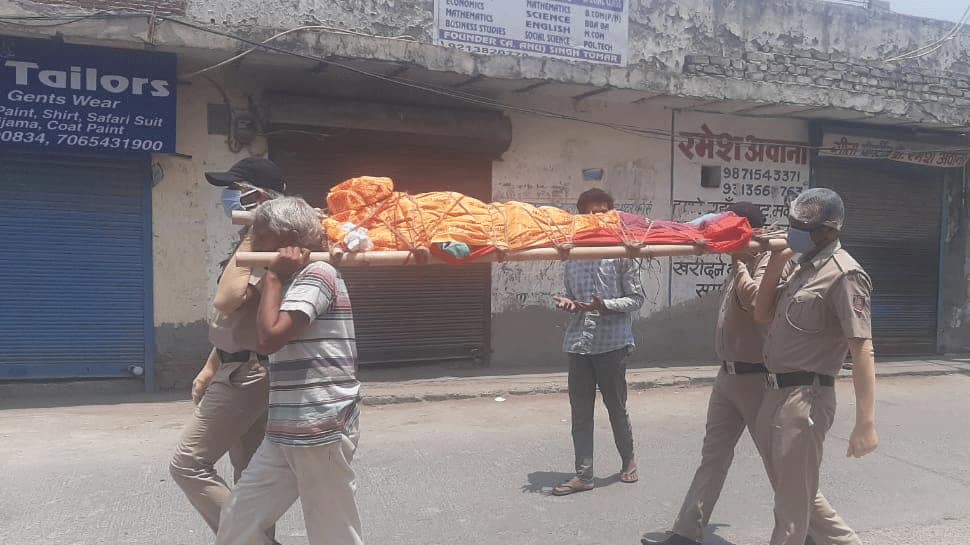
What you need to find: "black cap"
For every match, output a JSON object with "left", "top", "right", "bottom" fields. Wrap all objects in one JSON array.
[{"left": 205, "top": 157, "right": 286, "bottom": 193}]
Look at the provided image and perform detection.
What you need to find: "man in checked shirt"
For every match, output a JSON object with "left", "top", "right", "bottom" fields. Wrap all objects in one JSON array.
[{"left": 552, "top": 188, "right": 645, "bottom": 496}]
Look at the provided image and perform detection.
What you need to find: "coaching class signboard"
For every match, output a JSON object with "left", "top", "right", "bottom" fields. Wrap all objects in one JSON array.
[
  {"left": 434, "top": 0, "right": 629, "bottom": 66},
  {"left": 0, "top": 36, "right": 177, "bottom": 154}
]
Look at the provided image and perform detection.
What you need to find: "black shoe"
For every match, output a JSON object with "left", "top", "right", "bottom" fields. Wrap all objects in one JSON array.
[{"left": 641, "top": 534, "right": 702, "bottom": 545}]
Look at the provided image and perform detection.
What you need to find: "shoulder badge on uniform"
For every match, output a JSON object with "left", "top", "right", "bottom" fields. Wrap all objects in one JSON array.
[
  {"left": 852, "top": 294, "right": 868, "bottom": 313},
  {"left": 832, "top": 250, "right": 864, "bottom": 275}
]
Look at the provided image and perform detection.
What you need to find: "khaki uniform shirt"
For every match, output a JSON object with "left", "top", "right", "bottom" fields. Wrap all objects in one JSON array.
[
  {"left": 208, "top": 231, "right": 264, "bottom": 355},
  {"left": 213, "top": 231, "right": 256, "bottom": 315},
  {"left": 764, "top": 242, "right": 873, "bottom": 376},
  {"left": 715, "top": 253, "right": 770, "bottom": 364}
]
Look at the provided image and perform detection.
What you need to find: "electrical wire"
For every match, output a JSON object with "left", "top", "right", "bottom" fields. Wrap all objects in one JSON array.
[
  {"left": 0, "top": 12, "right": 124, "bottom": 19},
  {"left": 885, "top": 8, "right": 969, "bottom": 62},
  {"left": 181, "top": 24, "right": 417, "bottom": 79},
  {"left": 157, "top": 18, "right": 824, "bottom": 148},
  {"left": 0, "top": 10, "right": 125, "bottom": 27},
  {"left": 895, "top": 40, "right": 948, "bottom": 61},
  {"left": 883, "top": 1, "right": 970, "bottom": 62},
  {"left": 156, "top": 16, "right": 688, "bottom": 145},
  {"left": 199, "top": 75, "right": 244, "bottom": 152},
  {"left": 821, "top": 0, "right": 870, "bottom": 6},
  {"left": 0, "top": 13, "right": 632, "bottom": 142},
  {"left": 0, "top": 11, "right": 968, "bottom": 152}
]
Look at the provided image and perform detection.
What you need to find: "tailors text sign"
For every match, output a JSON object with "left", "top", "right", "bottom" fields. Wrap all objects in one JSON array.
[
  {"left": 434, "top": 0, "right": 629, "bottom": 66},
  {"left": 0, "top": 36, "right": 177, "bottom": 154}
]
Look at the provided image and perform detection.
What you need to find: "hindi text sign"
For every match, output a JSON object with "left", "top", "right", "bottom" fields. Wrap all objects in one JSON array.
[{"left": 820, "top": 133, "right": 968, "bottom": 168}]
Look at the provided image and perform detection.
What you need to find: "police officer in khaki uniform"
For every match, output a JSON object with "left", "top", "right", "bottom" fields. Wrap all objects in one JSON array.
[
  {"left": 643, "top": 203, "right": 773, "bottom": 545},
  {"left": 169, "top": 158, "right": 287, "bottom": 544},
  {"left": 753, "top": 188, "right": 878, "bottom": 545},
  {"left": 646, "top": 203, "right": 841, "bottom": 545}
]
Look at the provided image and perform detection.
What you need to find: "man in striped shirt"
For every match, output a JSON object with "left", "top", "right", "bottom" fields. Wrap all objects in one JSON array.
[{"left": 216, "top": 196, "right": 363, "bottom": 545}]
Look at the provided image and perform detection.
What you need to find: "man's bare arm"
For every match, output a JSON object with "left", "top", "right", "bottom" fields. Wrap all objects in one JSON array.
[
  {"left": 256, "top": 271, "right": 311, "bottom": 355},
  {"left": 255, "top": 248, "right": 314, "bottom": 354},
  {"left": 846, "top": 338, "right": 878, "bottom": 458}
]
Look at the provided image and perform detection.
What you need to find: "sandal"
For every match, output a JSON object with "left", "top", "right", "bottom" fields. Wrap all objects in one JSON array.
[
  {"left": 620, "top": 463, "right": 639, "bottom": 484},
  {"left": 552, "top": 477, "right": 594, "bottom": 496}
]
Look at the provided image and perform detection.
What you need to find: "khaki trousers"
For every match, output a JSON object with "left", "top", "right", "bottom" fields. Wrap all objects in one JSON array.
[
  {"left": 755, "top": 386, "right": 861, "bottom": 545},
  {"left": 215, "top": 433, "right": 363, "bottom": 545},
  {"left": 672, "top": 369, "right": 766, "bottom": 542},
  {"left": 169, "top": 360, "right": 270, "bottom": 535},
  {"left": 673, "top": 371, "right": 860, "bottom": 545}
]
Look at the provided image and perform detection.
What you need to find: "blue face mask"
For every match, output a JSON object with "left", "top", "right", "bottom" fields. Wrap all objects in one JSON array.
[
  {"left": 787, "top": 226, "right": 816, "bottom": 254},
  {"left": 221, "top": 188, "right": 261, "bottom": 217},
  {"left": 221, "top": 189, "right": 244, "bottom": 217}
]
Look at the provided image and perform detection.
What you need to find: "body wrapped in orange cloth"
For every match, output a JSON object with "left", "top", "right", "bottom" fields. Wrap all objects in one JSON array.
[{"left": 321, "top": 177, "right": 753, "bottom": 262}]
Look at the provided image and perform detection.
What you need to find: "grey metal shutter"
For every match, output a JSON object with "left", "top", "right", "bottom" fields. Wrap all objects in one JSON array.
[
  {"left": 0, "top": 152, "right": 152, "bottom": 379},
  {"left": 815, "top": 160, "right": 943, "bottom": 355},
  {"left": 271, "top": 134, "right": 492, "bottom": 365},
  {"left": 339, "top": 266, "right": 491, "bottom": 364}
]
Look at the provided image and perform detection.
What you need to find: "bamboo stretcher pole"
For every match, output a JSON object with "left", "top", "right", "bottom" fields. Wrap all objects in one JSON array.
[
  {"left": 232, "top": 210, "right": 255, "bottom": 225},
  {"left": 235, "top": 239, "right": 788, "bottom": 268}
]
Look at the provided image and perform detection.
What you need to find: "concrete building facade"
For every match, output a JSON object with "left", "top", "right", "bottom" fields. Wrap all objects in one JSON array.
[{"left": 0, "top": 0, "right": 967, "bottom": 389}]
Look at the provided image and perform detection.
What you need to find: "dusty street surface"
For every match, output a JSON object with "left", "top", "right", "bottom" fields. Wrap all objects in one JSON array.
[{"left": 2, "top": 375, "right": 969, "bottom": 545}]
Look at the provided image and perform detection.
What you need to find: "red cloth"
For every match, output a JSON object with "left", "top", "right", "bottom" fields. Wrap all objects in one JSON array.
[{"left": 431, "top": 212, "right": 752, "bottom": 263}]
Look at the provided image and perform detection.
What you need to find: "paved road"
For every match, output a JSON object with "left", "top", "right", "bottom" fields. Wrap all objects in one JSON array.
[{"left": 2, "top": 375, "right": 969, "bottom": 545}]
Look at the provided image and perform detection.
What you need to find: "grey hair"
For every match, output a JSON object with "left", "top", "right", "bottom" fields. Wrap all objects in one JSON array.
[{"left": 252, "top": 196, "right": 324, "bottom": 249}]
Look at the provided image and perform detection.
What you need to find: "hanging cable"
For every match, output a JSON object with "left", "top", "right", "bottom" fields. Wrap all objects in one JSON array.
[
  {"left": 199, "top": 75, "right": 244, "bottom": 152},
  {"left": 0, "top": 10, "right": 126, "bottom": 27},
  {"left": 156, "top": 16, "right": 691, "bottom": 145},
  {"left": 180, "top": 24, "right": 416, "bottom": 79},
  {"left": 883, "top": 1, "right": 970, "bottom": 62},
  {"left": 885, "top": 10, "right": 969, "bottom": 62}
]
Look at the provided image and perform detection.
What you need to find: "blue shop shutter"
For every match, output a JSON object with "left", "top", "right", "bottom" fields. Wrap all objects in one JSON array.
[{"left": 0, "top": 152, "right": 152, "bottom": 379}]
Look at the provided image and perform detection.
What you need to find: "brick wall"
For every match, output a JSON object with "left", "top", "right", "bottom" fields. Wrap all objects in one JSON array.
[
  {"left": 683, "top": 47, "right": 970, "bottom": 111},
  {"left": 34, "top": 0, "right": 185, "bottom": 15}
]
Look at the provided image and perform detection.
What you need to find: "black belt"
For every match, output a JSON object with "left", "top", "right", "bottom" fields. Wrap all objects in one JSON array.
[
  {"left": 766, "top": 371, "right": 835, "bottom": 389},
  {"left": 722, "top": 361, "right": 767, "bottom": 375},
  {"left": 217, "top": 349, "right": 251, "bottom": 364}
]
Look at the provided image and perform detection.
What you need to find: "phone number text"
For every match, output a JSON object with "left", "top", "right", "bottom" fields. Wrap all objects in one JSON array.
[
  {"left": 722, "top": 167, "right": 803, "bottom": 183},
  {"left": 0, "top": 130, "right": 164, "bottom": 151}
]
